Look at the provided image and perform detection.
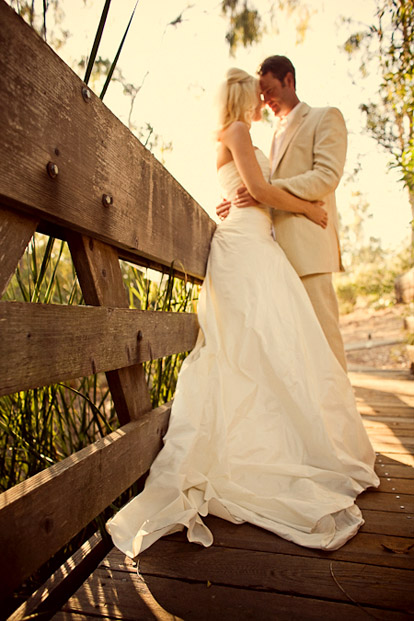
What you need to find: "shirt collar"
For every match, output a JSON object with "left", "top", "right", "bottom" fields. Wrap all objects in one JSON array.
[{"left": 277, "top": 101, "right": 304, "bottom": 128}]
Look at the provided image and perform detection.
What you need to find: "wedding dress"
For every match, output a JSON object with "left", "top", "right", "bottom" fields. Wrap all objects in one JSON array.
[{"left": 107, "top": 149, "right": 379, "bottom": 554}]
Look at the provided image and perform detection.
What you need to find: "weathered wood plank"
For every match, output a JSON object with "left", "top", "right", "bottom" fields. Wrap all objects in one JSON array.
[
  {"left": 0, "top": 204, "right": 38, "bottom": 297},
  {"left": 370, "top": 442, "right": 413, "bottom": 457},
  {"left": 164, "top": 516, "right": 414, "bottom": 570},
  {"left": 379, "top": 452, "right": 414, "bottom": 467},
  {"left": 0, "top": 402, "right": 171, "bottom": 601},
  {"left": 8, "top": 533, "right": 112, "bottom": 621},
  {"left": 62, "top": 564, "right": 411, "bottom": 621},
  {"left": 361, "top": 509, "right": 414, "bottom": 537},
  {"left": 375, "top": 476, "right": 414, "bottom": 494},
  {"left": 368, "top": 434, "right": 414, "bottom": 447},
  {"left": 0, "top": 2, "right": 215, "bottom": 280},
  {"left": 0, "top": 301, "right": 198, "bottom": 396},
  {"left": 357, "top": 490, "right": 414, "bottom": 513},
  {"left": 359, "top": 404, "right": 414, "bottom": 414},
  {"left": 125, "top": 542, "right": 414, "bottom": 613},
  {"left": 61, "top": 567, "right": 179, "bottom": 621},
  {"left": 68, "top": 234, "right": 152, "bottom": 424},
  {"left": 363, "top": 419, "right": 414, "bottom": 433},
  {"left": 375, "top": 461, "right": 414, "bottom": 479}
]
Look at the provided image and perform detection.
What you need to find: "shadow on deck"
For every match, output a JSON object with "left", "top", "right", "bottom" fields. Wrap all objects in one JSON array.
[{"left": 52, "top": 370, "right": 414, "bottom": 621}]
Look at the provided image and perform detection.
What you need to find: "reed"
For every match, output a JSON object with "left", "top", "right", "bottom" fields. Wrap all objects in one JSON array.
[{"left": 1, "top": 234, "right": 199, "bottom": 492}]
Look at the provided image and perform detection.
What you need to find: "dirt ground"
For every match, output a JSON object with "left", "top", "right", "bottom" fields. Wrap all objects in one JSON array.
[{"left": 339, "top": 304, "right": 413, "bottom": 371}]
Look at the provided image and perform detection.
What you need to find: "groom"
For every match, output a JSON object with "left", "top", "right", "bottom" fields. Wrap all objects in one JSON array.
[{"left": 217, "top": 55, "right": 348, "bottom": 371}]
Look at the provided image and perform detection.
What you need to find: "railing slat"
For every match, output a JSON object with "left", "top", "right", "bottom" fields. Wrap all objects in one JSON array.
[
  {"left": 68, "top": 233, "right": 152, "bottom": 424},
  {"left": 0, "top": 205, "right": 38, "bottom": 297},
  {"left": 0, "top": 301, "right": 199, "bottom": 397},
  {"left": 0, "top": 403, "right": 171, "bottom": 601},
  {"left": 0, "top": 2, "right": 215, "bottom": 281}
]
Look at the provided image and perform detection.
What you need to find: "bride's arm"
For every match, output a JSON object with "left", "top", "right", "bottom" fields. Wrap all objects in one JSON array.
[{"left": 221, "top": 122, "right": 327, "bottom": 227}]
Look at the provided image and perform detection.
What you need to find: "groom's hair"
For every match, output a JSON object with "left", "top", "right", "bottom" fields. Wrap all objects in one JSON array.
[{"left": 258, "top": 56, "right": 296, "bottom": 88}]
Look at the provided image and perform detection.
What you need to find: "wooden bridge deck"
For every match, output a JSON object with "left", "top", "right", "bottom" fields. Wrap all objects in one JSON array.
[{"left": 54, "top": 370, "right": 414, "bottom": 620}]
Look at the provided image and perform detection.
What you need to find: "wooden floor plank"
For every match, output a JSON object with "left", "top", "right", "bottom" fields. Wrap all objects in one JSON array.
[
  {"left": 378, "top": 452, "right": 414, "bottom": 467},
  {"left": 375, "top": 462, "right": 414, "bottom": 479},
  {"left": 361, "top": 508, "right": 414, "bottom": 537},
  {"left": 163, "top": 516, "right": 414, "bottom": 569},
  {"left": 109, "top": 542, "right": 414, "bottom": 613},
  {"left": 58, "top": 566, "right": 412, "bottom": 621},
  {"left": 375, "top": 476, "right": 413, "bottom": 494},
  {"left": 357, "top": 490, "right": 413, "bottom": 513}
]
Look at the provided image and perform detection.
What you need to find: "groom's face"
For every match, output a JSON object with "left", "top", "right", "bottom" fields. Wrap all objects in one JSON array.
[{"left": 260, "top": 72, "right": 291, "bottom": 118}]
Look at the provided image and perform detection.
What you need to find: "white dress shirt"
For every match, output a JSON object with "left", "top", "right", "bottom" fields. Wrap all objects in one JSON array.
[{"left": 270, "top": 102, "right": 304, "bottom": 171}]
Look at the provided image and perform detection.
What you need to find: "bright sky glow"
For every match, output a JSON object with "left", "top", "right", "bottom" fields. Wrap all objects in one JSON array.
[{"left": 48, "top": 0, "right": 412, "bottom": 251}]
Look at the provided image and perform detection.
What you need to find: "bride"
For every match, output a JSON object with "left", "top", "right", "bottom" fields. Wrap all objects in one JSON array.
[{"left": 106, "top": 68, "right": 379, "bottom": 555}]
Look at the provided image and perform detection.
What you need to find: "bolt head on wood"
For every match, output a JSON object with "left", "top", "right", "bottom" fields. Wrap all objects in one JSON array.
[
  {"left": 81, "top": 86, "right": 91, "bottom": 102},
  {"left": 102, "top": 194, "right": 113, "bottom": 207},
  {"left": 46, "top": 161, "right": 59, "bottom": 178}
]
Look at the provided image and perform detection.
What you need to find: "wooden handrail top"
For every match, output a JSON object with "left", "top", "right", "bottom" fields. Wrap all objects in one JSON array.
[{"left": 0, "top": 1, "right": 216, "bottom": 281}]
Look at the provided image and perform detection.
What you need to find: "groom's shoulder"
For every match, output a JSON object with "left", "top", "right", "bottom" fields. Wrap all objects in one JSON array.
[{"left": 305, "top": 104, "right": 345, "bottom": 122}]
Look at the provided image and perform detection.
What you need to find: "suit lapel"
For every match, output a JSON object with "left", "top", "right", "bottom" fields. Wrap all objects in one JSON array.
[{"left": 270, "top": 103, "right": 310, "bottom": 177}]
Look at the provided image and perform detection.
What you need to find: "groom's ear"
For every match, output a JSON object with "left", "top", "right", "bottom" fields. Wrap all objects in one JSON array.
[{"left": 284, "top": 72, "right": 295, "bottom": 90}]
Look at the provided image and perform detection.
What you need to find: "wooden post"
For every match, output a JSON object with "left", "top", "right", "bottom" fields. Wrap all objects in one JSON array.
[
  {"left": 68, "top": 232, "right": 152, "bottom": 424},
  {"left": 0, "top": 205, "right": 38, "bottom": 297}
]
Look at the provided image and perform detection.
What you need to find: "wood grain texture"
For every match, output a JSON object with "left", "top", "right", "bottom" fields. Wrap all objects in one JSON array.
[
  {"left": 0, "top": 2, "right": 215, "bottom": 281},
  {"left": 62, "top": 564, "right": 411, "bottom": 621},
  {"left": 0, "top": 204, "right": 37, "bottom": 297},
  {"left": 134, "top": 542, "right": 414, "bottom": 612},
  {"left": 68, "top": 233, "right": 152, "bottom": 423},
  {"left": 164, "top": 515, "right": 414, "bottom": 570},
  {"left": 0, "top": 301, "right": 198, "bottom": 397},
  {"left": 8, "top": 533, "right": 112, "bottom": 621},
  {"left": 0, "top": 402, "right": 171, "bottom": 600}
]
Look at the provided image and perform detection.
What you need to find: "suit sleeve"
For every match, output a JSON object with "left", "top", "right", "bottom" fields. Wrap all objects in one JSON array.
[{"left": 271, "top": 107, "right": 347, "bottom": 201}]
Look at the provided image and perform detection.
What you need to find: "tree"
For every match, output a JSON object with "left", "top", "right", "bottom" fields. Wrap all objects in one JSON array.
[
  {"left": 344, "top": 0, "right": 414, "bottom": 256},
  {"left": 220, "top": 0, "right": 312, "bottom": 54}
]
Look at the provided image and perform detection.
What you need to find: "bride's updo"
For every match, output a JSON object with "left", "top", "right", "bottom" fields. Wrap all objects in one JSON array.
[{"left": 217, "top": 68, "right": 259, "bottom": 130}]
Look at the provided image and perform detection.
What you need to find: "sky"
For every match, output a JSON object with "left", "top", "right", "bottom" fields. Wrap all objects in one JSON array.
[{"left": 39, "top": 0, "right": 413, "bottom": 253}]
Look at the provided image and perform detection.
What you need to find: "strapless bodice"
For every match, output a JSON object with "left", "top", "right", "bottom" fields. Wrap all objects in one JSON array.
[{"left": 216, "top": 149, "right": 272, "bottom": 236}]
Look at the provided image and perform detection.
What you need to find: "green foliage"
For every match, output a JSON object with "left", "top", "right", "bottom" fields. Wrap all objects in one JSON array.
[
  {"left": 221, "top": 0, "right": 311, "bottom": 54},
  {"left": 222, "top": 0, "right": 262, "bottom": 54},
  {"left": 0, "top": 379, "right": 116, "bottom": 493},
  {"left": 343, "top": 0, "right": 414, "bottom": 248},
  {"left": 334, "top": 241, "right": 412, "bottom": 313},
  {"left": 1, "top": 234, "right": 199, "bottom": 492},
  {"left": 7, "top": 0, "right": 69, "bottom": 47},
  {"left": 0, "top": 234, "right": 118, "bottom": 492},
  {"left": 121, "top": 260, "right": 199, "bottom": 408}
]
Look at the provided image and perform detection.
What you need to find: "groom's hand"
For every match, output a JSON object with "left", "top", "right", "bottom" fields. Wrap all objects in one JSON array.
[
  {"left": 233, "top": 185, "right": 259, "bottom": 208},
  {"left": 216, "top": 198, "right": 231, "bottom": 221}
]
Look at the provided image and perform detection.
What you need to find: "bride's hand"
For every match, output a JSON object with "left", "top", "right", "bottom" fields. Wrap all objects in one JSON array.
[{"left": 306, "top": 200, "right": 328, "bottom": 228}]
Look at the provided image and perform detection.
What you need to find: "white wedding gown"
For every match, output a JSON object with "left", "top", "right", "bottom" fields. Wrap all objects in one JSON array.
[{"left": 107, "top": 150, "right": 379, "bottom": 554}]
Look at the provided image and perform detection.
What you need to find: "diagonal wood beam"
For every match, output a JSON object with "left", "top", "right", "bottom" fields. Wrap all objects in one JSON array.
[{"left": 68, "top": 232, "right": 152, "bottom": 424}]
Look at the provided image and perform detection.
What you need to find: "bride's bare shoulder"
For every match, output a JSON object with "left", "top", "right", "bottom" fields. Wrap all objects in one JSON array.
[
  {"left": 220, "top": 122, "right": 252, "bottom": 148},
  {"left": 222, "top": 121, "right": 250, "bottom": 137}
]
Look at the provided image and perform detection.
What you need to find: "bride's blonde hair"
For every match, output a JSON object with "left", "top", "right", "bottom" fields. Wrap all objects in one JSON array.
[{"left": 217, "top": 68, "right": 259, "bottom": 130}]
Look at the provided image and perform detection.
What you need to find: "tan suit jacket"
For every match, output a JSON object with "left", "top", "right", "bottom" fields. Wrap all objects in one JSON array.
[{"left": 270, "top": 102, "right": 347, "bottom": 277}]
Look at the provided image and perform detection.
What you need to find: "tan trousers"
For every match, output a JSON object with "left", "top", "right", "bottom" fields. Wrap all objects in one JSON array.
[{"left": 300, "top": 272, "right": 347, "bottom": 372}]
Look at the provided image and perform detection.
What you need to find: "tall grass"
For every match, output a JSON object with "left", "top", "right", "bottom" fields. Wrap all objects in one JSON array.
[
  {"left": 0, "top": 234, "right": 199, "bottom": 493},
  {"left": 122, "top": 260, "right": 199, "bottom": 407},
  {"left": 0, "top": 234, "right": 117, "bottom": 492}
]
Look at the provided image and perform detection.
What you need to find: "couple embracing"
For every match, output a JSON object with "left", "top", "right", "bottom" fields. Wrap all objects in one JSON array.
[{"left": 107, "top": 56, "right": 379, "bottom": 555}]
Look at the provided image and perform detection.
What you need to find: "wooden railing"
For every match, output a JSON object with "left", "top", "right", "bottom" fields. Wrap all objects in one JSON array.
[{"left": 0, "top": 1, "right": 215, "bottom": 606}]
